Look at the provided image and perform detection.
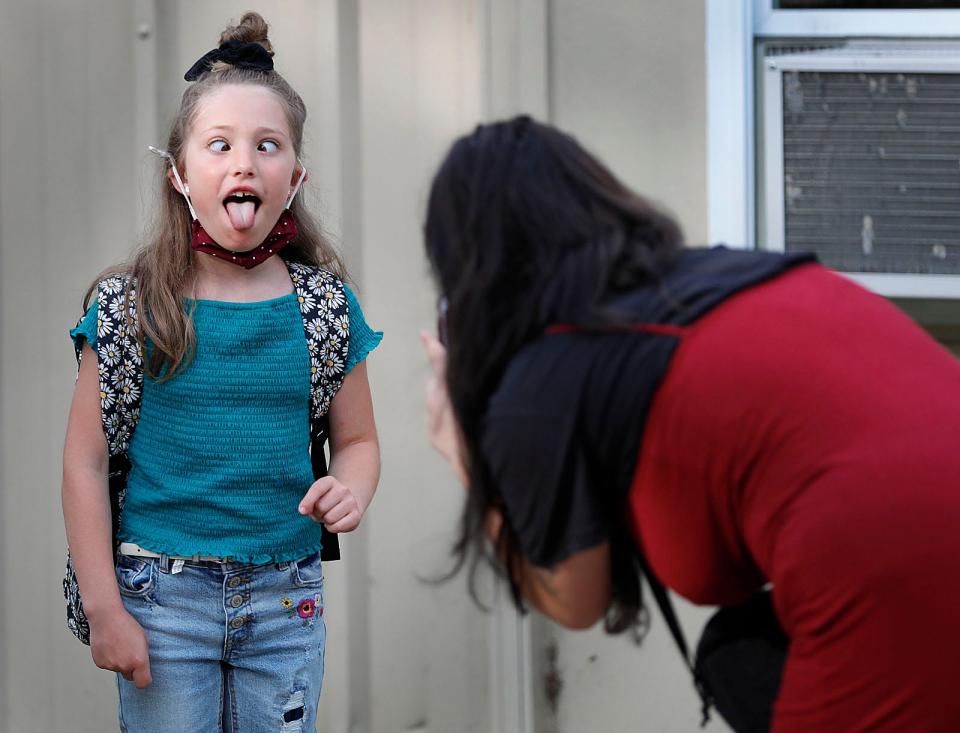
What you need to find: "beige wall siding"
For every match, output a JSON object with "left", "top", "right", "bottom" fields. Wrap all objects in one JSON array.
[
  {"left": 356, "top": 2, "right": 494, "bottom": 731},
  {"left": 550, "top": 0, "right": 708, "bottom": 247},
  {"left": 0, "top": 1, "right": 142, "bottom": 730}
]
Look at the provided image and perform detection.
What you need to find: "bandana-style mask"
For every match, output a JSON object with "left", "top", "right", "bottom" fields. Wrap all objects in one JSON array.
[{"left": 148, "top": 145, "right": 306, "bottom": 269}]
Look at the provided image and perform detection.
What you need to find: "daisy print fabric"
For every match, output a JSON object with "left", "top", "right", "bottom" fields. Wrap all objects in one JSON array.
[
  {"left": 84, "top": 275, "right": 145, "bottom": 456},
  {"left": 286, "top": 261, "right": 350, "bottom": 419}
]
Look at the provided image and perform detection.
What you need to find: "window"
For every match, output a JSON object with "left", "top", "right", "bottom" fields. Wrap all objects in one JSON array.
[
  {"left": 760, "top": 44, "right": 960, "bottom": 282},
  {"left": 776, "top": 1, "right": 960, "bottom": 7},
  {"left": 707, "top": 1, "right": 960, "bottom": 295}
]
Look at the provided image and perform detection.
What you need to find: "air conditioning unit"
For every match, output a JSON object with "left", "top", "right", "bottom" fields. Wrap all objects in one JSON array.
[{"left": 760, "top": 41, "right": 960, "bottom": 297}]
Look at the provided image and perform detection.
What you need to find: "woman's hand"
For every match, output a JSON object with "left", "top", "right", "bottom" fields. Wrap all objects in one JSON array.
[
  {"left": 89, "top": 606, "right": 152, "bottom": 688},
  {"left": 299, "top": 476, "right": 364, "bottom": 532},
  {"left": 420, "top": 330, "right": 468, "bottom": 484}
]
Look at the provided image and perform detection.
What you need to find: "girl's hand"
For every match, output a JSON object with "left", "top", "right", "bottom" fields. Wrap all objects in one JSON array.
[
  {"left": 299, "top": 477, "right": 363, "bottom": 532},
  {"left": 420, "top": 330, "right": 467, "bottom": 484},
  {"left": 89, "top": 606, "right": 152, "bottom": 688}
]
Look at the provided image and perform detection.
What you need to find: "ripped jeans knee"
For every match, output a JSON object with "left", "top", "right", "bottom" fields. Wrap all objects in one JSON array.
[{"left": 281, "top": 689, "right": 307, "bottom": 731}]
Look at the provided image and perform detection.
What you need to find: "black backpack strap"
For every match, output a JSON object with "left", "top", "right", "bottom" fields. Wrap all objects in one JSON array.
[
  {"left": 638, "top": 553, "right": 712, "bottom": 726},
  {"left": 310, "top": 415, "right": 341, "bottom": 562}
]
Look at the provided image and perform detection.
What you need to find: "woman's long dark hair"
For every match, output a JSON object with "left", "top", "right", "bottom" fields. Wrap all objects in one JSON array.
[{"left": 424, "top": 116, "right": 684, "bottom": 635}]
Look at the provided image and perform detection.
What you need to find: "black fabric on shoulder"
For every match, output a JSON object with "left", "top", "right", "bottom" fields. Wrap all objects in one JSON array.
[
  {"left": 483, "top": 330, "right": 679, "bottom": 567},
  {"left": 608, "top": 246, "right": 816, "bottom": 326},
  {"left": 479, "top": 246, "right": 816, "bottom": 571}
]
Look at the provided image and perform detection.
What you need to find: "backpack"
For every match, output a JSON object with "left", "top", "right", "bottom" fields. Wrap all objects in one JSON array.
[{"left": 63, "top": 261, "right": 351, "bottom": 644}]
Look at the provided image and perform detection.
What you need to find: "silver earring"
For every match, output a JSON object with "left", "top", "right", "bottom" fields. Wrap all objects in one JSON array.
[{"left": 183, "top": 184, "right": 190, "bottom": 194}]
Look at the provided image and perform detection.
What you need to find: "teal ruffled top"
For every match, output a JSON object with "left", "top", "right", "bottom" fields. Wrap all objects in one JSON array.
[{"left": 70, "top": 283, "right": 381, "bottom": 563}]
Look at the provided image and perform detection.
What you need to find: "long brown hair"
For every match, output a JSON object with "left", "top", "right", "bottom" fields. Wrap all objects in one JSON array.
[
  {"left": 424, "top": 117, "right": 683, "bottom": 635},
  {"left": 85, "top": 11, "right": 346, "bottom": 380}
]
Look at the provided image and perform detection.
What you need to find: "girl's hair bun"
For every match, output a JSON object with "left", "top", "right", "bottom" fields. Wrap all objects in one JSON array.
[{"left": 218, "top": 11, "right": 274, "bottom": 57}]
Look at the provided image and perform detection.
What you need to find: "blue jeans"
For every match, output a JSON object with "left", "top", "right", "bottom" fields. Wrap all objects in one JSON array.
[{"left": 115, "top": 552, "right": 326, "bottom": 732}]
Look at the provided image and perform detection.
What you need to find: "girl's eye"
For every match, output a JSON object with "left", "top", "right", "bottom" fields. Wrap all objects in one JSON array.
[
  {"left": 258, "top": 140, "right": 280, "bottom": 153},
  {"left": 209, "top": 139, "right": 230, "bottom": 153}
]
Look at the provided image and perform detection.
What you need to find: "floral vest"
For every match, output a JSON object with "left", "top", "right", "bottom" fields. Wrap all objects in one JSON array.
[{"left": 64, "top": 260, "right": 350, "bottom": 644}]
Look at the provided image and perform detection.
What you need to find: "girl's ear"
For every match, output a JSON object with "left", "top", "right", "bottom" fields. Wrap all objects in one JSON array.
[
  {"left": 290, "top": 166, "right": 308, "bottom": 186},
  {"left": 167, "top": 169, "right": 189, "bottom": 195}
]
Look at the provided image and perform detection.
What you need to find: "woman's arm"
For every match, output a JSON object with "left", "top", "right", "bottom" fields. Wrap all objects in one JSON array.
[
  {"left": 486, "top": 509, "right": 612, "bottom": 629},
  {"left": 299, "top": 361, "right": 381, "bottom": 531},
  {"left": 62, "top": 342, "right": 151, "bottom": 687}
]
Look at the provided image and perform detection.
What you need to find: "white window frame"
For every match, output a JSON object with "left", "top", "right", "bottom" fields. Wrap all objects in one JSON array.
[
  {"left": 707, "top": 0, "right": 960, "bottom": 292},
  {"left": 753, "top": 0, "right": 960, "bottom": 38},
  {"left": 706, "top": 0, "right": 755, "bottom": 248}
]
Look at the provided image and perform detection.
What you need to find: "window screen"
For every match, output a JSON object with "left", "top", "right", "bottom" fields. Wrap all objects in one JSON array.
[{"left": 782, "top": 71, "right": 960, "bottom": 274}]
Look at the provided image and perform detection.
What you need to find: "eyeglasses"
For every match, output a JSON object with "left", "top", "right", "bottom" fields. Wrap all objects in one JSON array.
[{"left": 437, "top": 296, "right": 449, "bottom": 346}]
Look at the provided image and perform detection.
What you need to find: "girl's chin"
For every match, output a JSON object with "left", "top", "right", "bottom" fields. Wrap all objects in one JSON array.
[
  {"left": 206, "top": 222, "right": 267, "bottom": 252},
  {"left": 217, "top": 237, "right": 264, "bottom": 253}
]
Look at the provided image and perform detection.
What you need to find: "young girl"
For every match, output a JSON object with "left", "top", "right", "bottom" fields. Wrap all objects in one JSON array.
[{"left": 62, "top": 13, "right": 381, "bottom": 731}]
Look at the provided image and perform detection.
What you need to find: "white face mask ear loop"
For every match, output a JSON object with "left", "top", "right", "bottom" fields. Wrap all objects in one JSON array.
[
  {"left": 285, "top": 158, "right": 307, "bottom": 210},
  {"left": 148, "top": 145, "right": 198, "bottom": 221}
]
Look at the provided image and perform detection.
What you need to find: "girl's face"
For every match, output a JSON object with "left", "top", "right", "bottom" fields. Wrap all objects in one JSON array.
[{"left": 176, "top": 84, "right": 303, "bottom": 252}]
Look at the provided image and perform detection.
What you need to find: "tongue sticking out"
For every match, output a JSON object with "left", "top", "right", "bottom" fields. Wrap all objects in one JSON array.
[{"left": 225, "top": 201, "right": 256, "bottom": 230}]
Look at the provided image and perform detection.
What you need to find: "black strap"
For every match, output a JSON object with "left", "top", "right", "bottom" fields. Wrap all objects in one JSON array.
[
  {"left": 310, "top": 416, "right": 341, "bottom": 562},
  {"left": 638, "top": 553, "right": 712, "bottom": 726}
]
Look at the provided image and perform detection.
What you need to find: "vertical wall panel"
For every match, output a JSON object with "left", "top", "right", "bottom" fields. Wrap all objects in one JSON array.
[
  {"left": 0, "top": 1, "right": 140, "bottom": 731},
  {"left": 550, "top": 0, "right": 708, "bottom": 246},
  {"left": 357, "top": 1, "right": 491, "bottom": 731}
]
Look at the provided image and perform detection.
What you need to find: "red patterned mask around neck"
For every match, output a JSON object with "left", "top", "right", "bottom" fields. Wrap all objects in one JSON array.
[{"left": 190, "top": 210, "right": 299, "bottom": 269}]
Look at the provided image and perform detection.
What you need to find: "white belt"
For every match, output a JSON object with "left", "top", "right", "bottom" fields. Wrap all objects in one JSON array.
[{"left": 118, "top": 542, "right": 232, "bottom": 563}]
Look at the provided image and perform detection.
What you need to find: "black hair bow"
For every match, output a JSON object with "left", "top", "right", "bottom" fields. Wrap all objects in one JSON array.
[{"left": 183, "top": 40, "right": 274, "bottom": 81}]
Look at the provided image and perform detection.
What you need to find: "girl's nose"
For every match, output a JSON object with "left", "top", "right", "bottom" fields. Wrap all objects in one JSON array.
[{"left": 230, "top": 152, "right": 256, "bottom": 177}]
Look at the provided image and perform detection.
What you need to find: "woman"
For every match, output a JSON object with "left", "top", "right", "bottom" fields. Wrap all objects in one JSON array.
[{"left": 421, "top": 116, "right": 960, "bottom": 732}]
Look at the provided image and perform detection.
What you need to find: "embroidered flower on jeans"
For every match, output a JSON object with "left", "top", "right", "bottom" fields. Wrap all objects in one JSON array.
[
  {"left": 297, "top": 598, "right": 315, "bottom": 618},
  {"left": 281, "top": 595, "right": 321, "bottom": 626}
]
